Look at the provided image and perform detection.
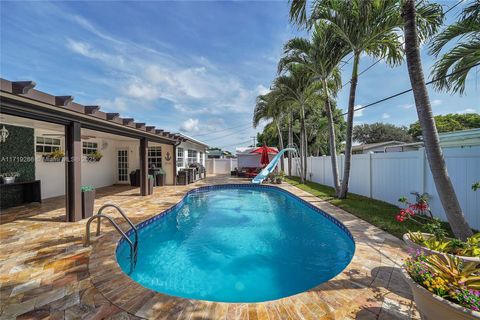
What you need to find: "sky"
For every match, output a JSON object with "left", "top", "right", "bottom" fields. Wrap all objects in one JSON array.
[{"left": 1, "top": 1, "right": 478, "bottom": 152}]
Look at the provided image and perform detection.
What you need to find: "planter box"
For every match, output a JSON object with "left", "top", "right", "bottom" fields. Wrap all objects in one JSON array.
[
  {"left": 148, "top": 179, "right": 154, "bottom": 195},
  {"left": 401, "top": 268, "right": 480, "bottom": 320},
  {"left": 42, "top": 155, "right": 63, "bottom": 162},
  {"left": 403, "top": 233, "right": 480, "bottom": 263},
  {"left": 82, "top": 190, "right": 95, "bottom": 219},
  {"left": 86, "top": 156, "right": 101, "bottom": 162}
]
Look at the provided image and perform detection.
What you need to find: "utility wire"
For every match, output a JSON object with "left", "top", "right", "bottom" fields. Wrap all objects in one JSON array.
[
  {"left": 340, "top": 0, "right": 465, "bottom": 88},
  {"left": 341, "top": 61, "right": 480, "bottom": 117},
  {"left": 192, "top": 121, "right": 253, "bottom": 137}
]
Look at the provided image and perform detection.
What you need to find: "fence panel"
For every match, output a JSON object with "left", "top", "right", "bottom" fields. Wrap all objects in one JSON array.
[{"left": 286, "top": 146, "right": 480, "bottom": 230}]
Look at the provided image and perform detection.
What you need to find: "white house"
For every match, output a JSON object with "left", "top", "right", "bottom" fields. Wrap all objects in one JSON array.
[{"left": 176, "top": 134, "right": 209, "bottom": 172}]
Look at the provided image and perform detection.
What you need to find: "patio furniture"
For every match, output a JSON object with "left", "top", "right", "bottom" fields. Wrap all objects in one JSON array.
[
  {"left": 177, "top": 170, "right": 188, "bottom": 185},
  {"left": 0, "top": 180, "right": 41, "bottom": 209}
]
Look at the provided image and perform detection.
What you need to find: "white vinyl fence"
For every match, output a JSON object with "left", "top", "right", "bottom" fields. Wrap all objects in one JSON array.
[
  {"left": 206, "top": 158, "right": 238, "bottom": 175},
  {"left": 284, "top": 146, "right": 480, "bottom": 230}
]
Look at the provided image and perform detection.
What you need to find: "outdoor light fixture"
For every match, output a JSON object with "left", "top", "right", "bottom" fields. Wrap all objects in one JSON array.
[{"left": 0, "top": 125, "right": 9, "bottom": 143}]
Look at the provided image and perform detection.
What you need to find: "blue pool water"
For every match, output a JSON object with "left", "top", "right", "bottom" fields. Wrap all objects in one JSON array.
[{"left": 116, "top": 185, "right": 355, "bottom": 303}]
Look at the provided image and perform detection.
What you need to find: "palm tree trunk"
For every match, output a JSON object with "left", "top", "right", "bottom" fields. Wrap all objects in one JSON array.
[
  {"left": 323, "top": 80, "right": 341, "bottom": 195},
  {"left": 338, "top": 52, "right": 360, "bottom": 199},
  {"left": 276, "top": 121, "right": 285, "bottom": 172},
  {"left": 303, "top": 122, "right": 308, "bottom": 181},
  {"left": 402, "top": 0, "right": 473, "bottom": 240},
  {"left": 300, "top": 104, "right": 307, "bottom": 183},
  {"left": 288, "top": 112, "right": 293, "bottom": 177}
]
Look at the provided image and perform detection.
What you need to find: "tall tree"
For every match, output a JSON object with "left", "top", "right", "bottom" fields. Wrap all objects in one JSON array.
[
  {"left": 292, "top": 0, "right": 404, "bottom": 198},
  {"left": 274, "top": 64, "right": 316, "bottom": 183},
  {"left": 409, "top": 113, "right": 480, "bottom": 138},
  {"left": 353, "top": 123, "right": 413, "bottom": 144},
  {"left": 278, "top": 22, "right": 348, "bottom": 195},
  {"left": 430, "top": 0, "right": 480, "bottom": 94},
  {"left": 253, "top": 90, "right": 287, "bottom": 171},
  {"left": 402, "top": 0, "right": 473, "bottom": 240},
  {"left": 289, "top": 0, "right": 442, "bottom": 199}
]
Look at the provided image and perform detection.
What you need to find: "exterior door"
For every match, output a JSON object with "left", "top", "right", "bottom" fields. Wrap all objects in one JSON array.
[{"left": 117, "top": 148, "right": 129, "bottom": 183}]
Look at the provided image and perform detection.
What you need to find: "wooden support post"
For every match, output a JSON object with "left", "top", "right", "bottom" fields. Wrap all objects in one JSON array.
[
  {"left": 65, "top": 121, "right": 82, "bottom": 222},
  {"left": 140, "top": 138, "right": 148, "bottom": 196}
]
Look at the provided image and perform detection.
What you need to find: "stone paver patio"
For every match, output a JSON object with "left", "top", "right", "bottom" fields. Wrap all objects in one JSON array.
[{"left": 0, "top": 175, "right": 418, "bottom": 319}]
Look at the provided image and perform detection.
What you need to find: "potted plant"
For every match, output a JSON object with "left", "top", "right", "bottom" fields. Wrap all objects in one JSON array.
[
  {"left": 396, "top": 194, "right": 480, "bottom": 263},
  {"left": 275, "top": 170, "right": 285, "bottom": 184},
  {"left": 81, "top": 185, "right": 95, "bottom": 219},
  {"left": 86, "top": 151, "right": 103, "bottom": 162},
  {"left": 402, "top": 252, "right": 480, "bottom": 319},
  {"left": 0, "top": 172, "right": 19, "bottom": 184},
  {"left": 42, "top": 150, "right": 65, "bottom": 162},
  {"left": 148, "top": 175, "right": 154, "bottom": 195}
]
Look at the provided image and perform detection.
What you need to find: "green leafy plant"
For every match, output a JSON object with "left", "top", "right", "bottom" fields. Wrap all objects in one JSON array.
[
  {"left": 86, "top": 151, "right": 103, "bottom": 162},
  {"left": 473, "top": 182, "right": 480, "bottom": 192},
  {"left": 405, "top": 252, "right": 480, "bottom": 311},
  {"left": 43, "top": 149, "right": 65, "bottom": 161},
  {"left": 81, "top": 185, "right": 95, "bottom": 192},
  {"left": 148, "top": 174, "right": 154, "bottom": 180},
  {"left": 0, "top": 172, "right": 20, "bottom": 178}
]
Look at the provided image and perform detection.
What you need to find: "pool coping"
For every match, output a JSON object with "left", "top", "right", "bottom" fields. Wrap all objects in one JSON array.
[{"left": 88, "top": 182, "right": 411, "bottom": 319}]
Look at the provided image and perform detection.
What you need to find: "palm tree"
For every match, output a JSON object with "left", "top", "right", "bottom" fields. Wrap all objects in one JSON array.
[
  {"left": 253, "top": 90, "right": 287, "bottom": 171},
  {"left": 430, "top": 0, "right": 480, "bottom": 94},
  {"left": 274, "top": 64, "right": 316, "bottom": 183},
  {"left": 310, "top": 0, "right": 404, "bottom": 198},
  {"left": 289, "top": 0, "right": 440, "bottom": 199},
  {"left": 402, "top": 0, "right": 473, "bottom": 240},
  {"left": 278, "top": 22, "right": 348, "bottom": 195}
]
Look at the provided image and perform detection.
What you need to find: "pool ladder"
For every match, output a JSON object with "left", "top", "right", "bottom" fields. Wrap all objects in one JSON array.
[{"left": 84, "top": 203, "right": 138, "bottom": 274}]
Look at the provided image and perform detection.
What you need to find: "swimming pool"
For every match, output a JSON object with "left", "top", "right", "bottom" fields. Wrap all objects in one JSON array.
[{"left": 116, "top": 184, "right": 355, "bottom": 303}]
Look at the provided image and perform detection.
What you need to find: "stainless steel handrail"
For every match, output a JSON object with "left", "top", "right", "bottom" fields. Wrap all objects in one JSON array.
[
  {"left": 84, "top": 214, "right": 136, "bottom": 273},
  {"left": 95, "top": 203, "right": 138, "bottom": 264}
]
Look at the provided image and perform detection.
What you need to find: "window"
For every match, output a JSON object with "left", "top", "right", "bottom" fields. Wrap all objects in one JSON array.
[
  {"left": 82, "top": 142, "right": 98, "bottom": 155},
  {"left": 187, "top": 149, "right": 197, "bottom": 164},
  {"left": 199, "top": 152, "right": 204, "bottom": 164},
  {"left": 148, "top": 146, "right": 162, "bottom": 168},
  {"left": 36, "top": 137, "right": 61, "bottom": 153},
  {"left": 177, "top": 147, "right": 184, "bottom": 168}
]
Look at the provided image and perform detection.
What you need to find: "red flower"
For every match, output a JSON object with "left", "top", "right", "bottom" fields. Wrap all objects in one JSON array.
[
  {"left": 400, "top": 209, "right": 407, "bottom": 217},
  {"left": 405, "top": 208, "right": 415, "bottom": 216},
  {"left": 395, "top": 215, "right": 405, "bottom": 222}
]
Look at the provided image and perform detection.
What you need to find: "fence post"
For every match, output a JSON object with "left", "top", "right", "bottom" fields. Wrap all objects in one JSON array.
[
  {"left": 418, "top": 148, "right": 426, "bottom": 195},
  {"left": 322, "top": 155, "right": 326, "bottom": 185},
  {"left": 368, "top": 152, "right": 373, "bottom": 198},
  {"left": 212, "top": 159, "right": 216, "bottom": 175}
]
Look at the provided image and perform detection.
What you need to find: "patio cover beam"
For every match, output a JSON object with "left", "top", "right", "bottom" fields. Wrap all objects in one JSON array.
[
  {"left": 0, "top": 94, "right": 176, "bottom": 145},
  {"left": 139, "top": 138, "right": 148, "bottom": 196},
  {"left": 65, "top": 121, "right": 82, "bottom": 222}
]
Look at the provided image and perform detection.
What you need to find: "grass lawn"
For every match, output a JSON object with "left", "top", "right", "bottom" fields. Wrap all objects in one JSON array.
[{"left": 285, "top": 176, "right": 453, "bottom": 239}]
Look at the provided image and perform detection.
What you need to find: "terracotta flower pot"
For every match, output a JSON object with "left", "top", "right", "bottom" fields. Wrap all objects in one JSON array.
[
  {"left": 81, "top": 190, "right": 95, "bottom": 219},
  {"left": 401, "top": 268, "right": 480, "bottom": 320},
  {"left": 403, "top": 233, "right": 480, "bottom": 263}
]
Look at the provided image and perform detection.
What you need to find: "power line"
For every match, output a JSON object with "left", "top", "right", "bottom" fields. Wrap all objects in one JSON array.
[
  {"left": 339, "top": 0, "right": 465, "bottom": 88},
  {"left": 341, "top": 61, "right": 480, "bottom": 117},
  {"left": 191, "top": 121, "right": 253, "bottom": 137}
]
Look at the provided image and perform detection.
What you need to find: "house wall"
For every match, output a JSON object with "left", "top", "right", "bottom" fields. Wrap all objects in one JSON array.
[
  {"left": 177, "top": 141, "right": 207, "bottom": 169},
  {"left": 284, "top": 146, "right": 480, "bottom": 230}
]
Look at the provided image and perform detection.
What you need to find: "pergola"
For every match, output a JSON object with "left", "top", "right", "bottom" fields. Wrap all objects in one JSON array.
[{"left": 0, "top": 78, "right": 188, "bottom": 222}]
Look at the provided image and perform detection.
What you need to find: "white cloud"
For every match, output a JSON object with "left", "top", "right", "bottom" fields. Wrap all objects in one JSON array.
[
  {"left": 456, "top": 108, "right": 477, "bottom": 114},
  {"left": 256, "top": 84, "right": 270, "bottom": 95},
  {"left": 354, "top": 105, "right": 364, "bottom": 117},
  {"left": 125, "top": 83, "right": 161, "bottom": 101},
  {"left": 94, "top": 97, "right": 129, "bottom": 113},
  {"left": 401, "top": 103, "right": 414, "bottom": 109},
  {"left": 431, "top": 99, "right": 442, "bottom": 107},
  {"left": 382, "top": 113, "right": 390, "bottom": 119},
  {"left": 180, "top": 118, "right": 200, "bottom": 132}
]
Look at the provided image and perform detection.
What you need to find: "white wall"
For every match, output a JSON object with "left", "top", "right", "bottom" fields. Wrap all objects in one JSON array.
[
  {"left": 205, "top": 158, "right": 238, "bottom": 174},
  {"left": 177, "top": 141, "right": 207, "bottom": 170},
  {"left": 284, "top": 147, "right": 480, "bottom": 230}
]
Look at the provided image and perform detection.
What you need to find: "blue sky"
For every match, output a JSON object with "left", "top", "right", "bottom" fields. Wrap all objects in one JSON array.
[{"left": 1, "top": 1, "right": 478, "bottom": 151}]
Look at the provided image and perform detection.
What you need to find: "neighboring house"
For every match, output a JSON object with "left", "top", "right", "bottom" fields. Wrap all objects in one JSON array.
[
  {"left": 384, "top": 128, "right": 480, "bottom": 152},
  {"left": 437, "top": 128, "right": 480, "bottom": 148},
  {"left": 236, "top": 146, "right": 278, "bottom": 168},
  {"left": 0, "top": 78, "right": 191, "bottom": 221},
  {"left": 352, "top": 141, "right": 410, "bottom": 154},
  {"left": 207, "top": 148, "right": 234, "bottom": 159},
  {"left": 176, "top": 134, "right": 208, "bottom": 172}
]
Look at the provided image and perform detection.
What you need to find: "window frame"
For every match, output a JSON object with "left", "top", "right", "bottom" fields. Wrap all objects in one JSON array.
[
  {"left": 82, "top": 141, "right": 98, "bottom": 155},
  {"left": 36, "top": 136, "right": 62, "bottom": 153},
  {"left": 148, "top": 146, "right": 162, "bottom": 168}
]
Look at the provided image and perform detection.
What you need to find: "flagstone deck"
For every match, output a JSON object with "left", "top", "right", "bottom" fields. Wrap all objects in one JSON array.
[{"left": 1, "top": 175, "right": 418, "bottom": 319}]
